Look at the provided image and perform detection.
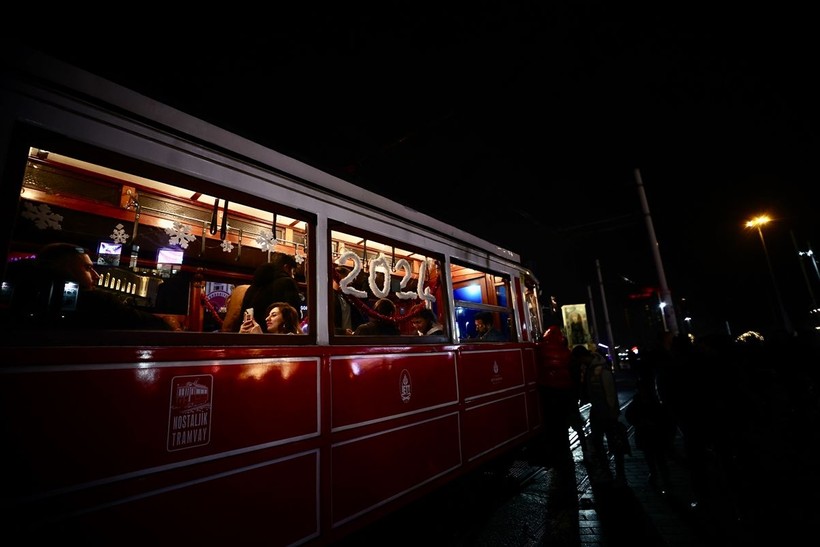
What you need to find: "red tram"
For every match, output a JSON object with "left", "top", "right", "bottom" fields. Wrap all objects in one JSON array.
[{"left": 0, "top": 47, "right": 546, "bottom": 545}]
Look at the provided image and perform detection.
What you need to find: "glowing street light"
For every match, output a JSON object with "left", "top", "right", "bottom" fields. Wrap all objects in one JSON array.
[
  {"left": 657, "top": 293, "right": 668, "bottom": 332},
  {"left": 745, "top": 215, "right": 793, "bottom": 334}
]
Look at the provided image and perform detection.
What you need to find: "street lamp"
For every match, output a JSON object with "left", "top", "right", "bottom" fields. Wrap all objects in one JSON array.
[{"left": 745, "top": 215, "right": 793, "bottom": 334}]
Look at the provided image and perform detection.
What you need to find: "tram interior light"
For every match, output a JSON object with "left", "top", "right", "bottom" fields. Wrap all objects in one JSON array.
[
  {"left": 453, "top": 284, "right": 482, "bottom": 303},
  {"left": 97, "top": 241, "right": 123, "bottom": 266},
  {"left": 157, "top": 247, "right": 184, "bottom": 269}
]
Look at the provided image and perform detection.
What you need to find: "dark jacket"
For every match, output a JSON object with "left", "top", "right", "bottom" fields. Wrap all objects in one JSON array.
[
  {"left": 353, "top": 319, "right": 400, "bottom": 335},
  {"left": 478, "top": 328, "right": 506, "bottom": 342},
  {"left": 537, "top": 326, "right": 574, "bottom": 389},
  {"left": 353, "top": 298, "right": 399, "bottom": 335},
  {"left": 333, "top": 290, "right": 365, "bottom": 334}
]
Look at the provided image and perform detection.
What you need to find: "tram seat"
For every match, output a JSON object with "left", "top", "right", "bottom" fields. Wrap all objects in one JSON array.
[{"left": 155, "top": 314, "right": 187, "bottom": 331}]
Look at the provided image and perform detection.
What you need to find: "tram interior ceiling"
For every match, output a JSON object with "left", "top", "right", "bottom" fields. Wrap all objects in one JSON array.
[
  {"left": 5, "top": 148, "right": 311, "bottom": 327},
  {"left": 19, "top": 151, "right": 308, "bottom": 272}
]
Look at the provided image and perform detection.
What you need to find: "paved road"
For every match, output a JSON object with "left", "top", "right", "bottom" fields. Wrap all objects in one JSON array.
[{"left": 337, "top": 361, "right": 820, "bottom": 545}]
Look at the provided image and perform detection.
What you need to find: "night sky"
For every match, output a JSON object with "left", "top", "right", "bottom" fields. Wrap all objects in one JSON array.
[{"left": 16, "top": 5, "right": 820, "bottom": 341}]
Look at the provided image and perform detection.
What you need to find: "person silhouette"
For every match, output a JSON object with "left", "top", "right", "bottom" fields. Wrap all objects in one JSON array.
[
  {"left": 537, "top": 326, "right": 589, "bottom": 469},
  {"left": 576, "top": 346, "right": 627, "bottom": 485},
  {"left": 472, "top": 311, "right": 505, "bottom": 341},
  {"left": 354, "top": 298, "right": 400, "bottom": 335}
]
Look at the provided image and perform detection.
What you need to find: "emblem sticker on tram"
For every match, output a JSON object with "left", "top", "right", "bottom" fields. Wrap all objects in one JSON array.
[
  {"left": 167, "top": 374, "right": 214, "bottom": 451},
  {"left": 400, "top": 369, "right": 412, "bottom": 403},
  {"left": 491, "top": 361, "right": 503, "bottom": 385}
]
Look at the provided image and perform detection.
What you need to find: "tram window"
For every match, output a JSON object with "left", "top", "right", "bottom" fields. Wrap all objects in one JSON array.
[
  {"left": 329, "top": 227, "right": 447, "bottom": 340},
  {"left": 451, "top": 262, "right": 516, "bottom": 342},
  {"left": 1, "top": 145, "right": 312, "bottom": 339}
]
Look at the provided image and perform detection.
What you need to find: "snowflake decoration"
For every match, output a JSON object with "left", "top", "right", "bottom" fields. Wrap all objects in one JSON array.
[
  {"left": 220, "top": 239, "right": 234, "bottom": 253},
  {"left": 21, "top": 201, "right": 63, "bottom": 230},
  {"left": 110, "top": 223, "right": 129, "bottom": 244},
  {"left": 295, "top": 252, "right": 305, "bottom": 264},
  {"left": 255, "top": 229, "right": 276, "bottom": 252},
  {"left": 164, "top": 221, "right": 197, "bottom": 249}
]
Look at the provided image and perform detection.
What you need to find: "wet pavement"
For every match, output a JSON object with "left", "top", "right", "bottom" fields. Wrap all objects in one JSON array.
[{"left": 337, "top": 367, "right": 819, "bottom": 545}]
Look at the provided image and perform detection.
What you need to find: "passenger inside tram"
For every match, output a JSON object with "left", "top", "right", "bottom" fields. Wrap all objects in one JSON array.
[
  {"left": 472, "top": 311, "right": 506, "bottom": 342},
  {"left": 238, "top": 301, "right": 301, "bottom": 334},
  {"left": 353, "top": 298, "right": 400, "bottom": 335},
  {"left": 221, "top": 284, "right": 250, "bottom": 332},
  {"left": 333, "top": 266, "right": 365, "bottom": 335},
  {"left": 6, "top": 242, "right": 175, "bottom": 330},
  {"left": 239, "top": 253, "right": 301, "bottom": 329},
  {"left": 410, "top": 307, "right": 445, "bottom": 336}
]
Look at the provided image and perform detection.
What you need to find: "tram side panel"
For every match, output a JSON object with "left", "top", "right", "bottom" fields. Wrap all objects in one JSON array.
[
  {"left": 328, "top": 351, "right": 461, "bottom": 530},
  {"left": 457, "top": 347, "right": 532, "bottom": 463},
  {"left": 0, "top": 354, "right": 322, "bottom": 546}
]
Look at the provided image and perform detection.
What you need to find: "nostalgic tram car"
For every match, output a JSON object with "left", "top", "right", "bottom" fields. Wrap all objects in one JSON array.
[{"left": 0, "top": 47, "right": 545, "bottom": 545}]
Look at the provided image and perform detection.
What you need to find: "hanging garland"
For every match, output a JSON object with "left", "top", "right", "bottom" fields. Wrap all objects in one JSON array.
[{"left": 201, "top": 293, "right": 224, "bottom": 327}]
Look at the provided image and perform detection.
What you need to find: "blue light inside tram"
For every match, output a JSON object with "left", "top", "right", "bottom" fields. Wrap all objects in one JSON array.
[
  {"left": 496, "top": 285, "right": 507, "bottom": 307},
  {"left": 453, "top": 284, "right": 482, "bottom": 303}
]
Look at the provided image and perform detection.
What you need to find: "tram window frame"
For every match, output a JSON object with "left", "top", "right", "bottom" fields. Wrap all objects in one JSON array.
[
  {"left": 328, "top": 222, "right": 448, "bottom": 344},
  {"left": 522, "top": 272, "right": 544, "bottom": 341},
  {"left": 0, "top": 128, "right": 316, "bottom": 345},
  {"left": 450, "top": 260, "right": 516, "bottom": 342}
]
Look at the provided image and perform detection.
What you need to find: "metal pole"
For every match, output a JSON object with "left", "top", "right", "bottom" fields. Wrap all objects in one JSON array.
[
  {"left": 806, "top": 241, "right": 820, "bottom": 283},
  {"left": 595, "top": 259, "right": 617, "bottom": 366},
  {"left": 587, "top": 284, "right": 599, "bottom": 346},
  {"left": 634, "top": 169, "right": 679, "bottom": 336},
  {"left": 756, "top": 225, "right": 793, "bottom": 334},
  {"left": 792, "top": 230, "right": 817, "bottom": 309}
]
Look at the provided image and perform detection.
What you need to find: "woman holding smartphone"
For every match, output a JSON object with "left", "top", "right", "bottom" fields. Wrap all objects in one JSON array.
[{"left": 239, "top": 302, "right": 300, "bottom": 334}]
